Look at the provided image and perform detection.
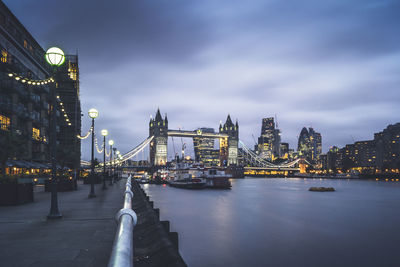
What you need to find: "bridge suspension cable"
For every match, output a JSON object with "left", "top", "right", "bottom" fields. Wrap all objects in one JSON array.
[
  {"left": 98, "top": 136, "right": 154, "bottom": 166},
  {"left": 239, "top": 140, "right": 302, "bottom": 169}
]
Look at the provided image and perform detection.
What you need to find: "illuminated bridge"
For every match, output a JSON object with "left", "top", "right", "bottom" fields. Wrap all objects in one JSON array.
[
  {"left": 82, "top": 108, "right": 304, "bottom": 174},
  {"left": 167, "top": 129, "right": 229, "bottom": 139}
]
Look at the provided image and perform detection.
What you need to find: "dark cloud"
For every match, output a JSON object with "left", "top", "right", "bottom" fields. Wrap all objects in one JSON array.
[{"left": 3, "top": 0, "right": 400, "bottom": 159}]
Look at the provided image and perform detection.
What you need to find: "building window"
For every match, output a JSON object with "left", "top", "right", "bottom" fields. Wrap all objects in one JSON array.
[
  {"left": 0, "top": 114, "right": 10, "bottom": 131},
  {"left": 0, "top": 12, "right": 5, "bottom": 26},
  {"left": 24, "top": 39, "right": 28, "bottom": 48},
  {"left": 1, "top": 49, "right": 8, "bottom": 63},
  {"left": 68, "top": 62, "right": 78, "bottom": 81},
  {"left": 32, "top": 127, "right": 40, "bottom": 141}
]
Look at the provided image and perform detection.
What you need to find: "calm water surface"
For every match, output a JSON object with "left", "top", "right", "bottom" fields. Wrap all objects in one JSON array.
[{"left": 142, "top": 178, "right": 400, "bottom": 267}]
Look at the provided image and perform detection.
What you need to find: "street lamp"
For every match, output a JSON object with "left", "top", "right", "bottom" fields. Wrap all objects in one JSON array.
[
  {"left": 116, "top": 150, "right": 120, "bottom": 180},
  {"left": 45, "top": 47, "right": 66, "bottom": 66},
  {"left": 108, "top": 139, "right": 114, "bottom": 185},
  {"left": 88, "top": 108, "right": 98, "bottom": 198},
  {"left": 101, "top": 129, "right": 108, "bottom": 190},
  {"left": 113, "top": 147, "right": 117, "bottom": 183},
  {"left": 46, "top": 47, "right": 65, "bottom": 220}
]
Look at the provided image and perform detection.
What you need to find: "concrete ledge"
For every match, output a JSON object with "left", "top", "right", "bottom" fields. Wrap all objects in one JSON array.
[{"left": 131, "top": 181, "right": 187, "bottom": 267}]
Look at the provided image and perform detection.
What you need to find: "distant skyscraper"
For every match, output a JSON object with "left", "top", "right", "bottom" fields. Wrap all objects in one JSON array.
[
  {"left": 280, "top": 142, "right": 289, "bottom": 159},
  {"left": 324, "top": 123, "right": 399, "bottom": 174},
  {"left": 374, "top": 123, "right": 400, "bottom": 171},
  {"left": 193, "top": 128, "right": 219, "bottom": 166},
  {"left": 297, "top": 127, "right": 322, "bottom": 163},
  {"left": 257, "top": 117, "right": 281, "bottom": 161},
  {"left": 327, "top": 146, "right": 342, "bottom": 172}
]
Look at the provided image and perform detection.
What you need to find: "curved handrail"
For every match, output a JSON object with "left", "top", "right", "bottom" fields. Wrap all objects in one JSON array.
[{"left": 108, "top": 175, "right": 138, "bottom": 267}]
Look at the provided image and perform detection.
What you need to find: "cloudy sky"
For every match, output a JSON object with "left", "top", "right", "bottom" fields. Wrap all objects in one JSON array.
[{"left": 4, "top": 0, "right": 400, "bottom": 160}]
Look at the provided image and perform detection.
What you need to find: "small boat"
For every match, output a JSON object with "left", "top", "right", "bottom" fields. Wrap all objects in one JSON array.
[
  {"left": 309, "top": 187, "right": 335, "bottom": 192},
  {"left": 168, "top": 157, "right": 231, "bottom": 189}
]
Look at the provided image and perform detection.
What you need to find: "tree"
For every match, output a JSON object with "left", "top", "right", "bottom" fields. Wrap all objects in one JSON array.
[{"left": 57, "top": 146, "right": 78, "bottom": 170}]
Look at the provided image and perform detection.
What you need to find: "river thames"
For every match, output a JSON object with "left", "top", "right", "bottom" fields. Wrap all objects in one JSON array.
[{"left": 142, "top": 178, "right": 400, "bottom": 267}]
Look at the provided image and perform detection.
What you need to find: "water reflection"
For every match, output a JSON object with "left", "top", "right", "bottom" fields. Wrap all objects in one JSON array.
[{"left": 143, "top": 178, "right": 400, "bottom": 267}]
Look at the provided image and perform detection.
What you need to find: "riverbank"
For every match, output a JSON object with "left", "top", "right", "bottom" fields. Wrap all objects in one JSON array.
[{"left": 131, "top": 180, "right": 187, "bottom": 267}]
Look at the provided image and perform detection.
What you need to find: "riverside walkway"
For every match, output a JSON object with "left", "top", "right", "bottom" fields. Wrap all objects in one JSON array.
[{"left": 0, "top": 181, "right": 125, "bottom": 267}]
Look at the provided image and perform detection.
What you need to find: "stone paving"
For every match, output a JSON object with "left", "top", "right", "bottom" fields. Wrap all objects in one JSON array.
[{"left": 0, "top": 180, "right": 126, "bottom": 267}]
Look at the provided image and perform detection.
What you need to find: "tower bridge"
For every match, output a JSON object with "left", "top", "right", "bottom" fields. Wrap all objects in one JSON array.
[
  {"left": 93, "top": 108, "right": 304, "bottom": 173},
  {"left": 167, "top": 129, "right": 229, "bottom": 139},
  {"left": 149, "top": 108, "right": 238, "bottom": 167}
]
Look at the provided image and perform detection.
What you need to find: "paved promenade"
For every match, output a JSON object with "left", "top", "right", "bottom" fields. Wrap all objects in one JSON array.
[{"left": 0, "top": 180, "right": 126, "bottom": 267}]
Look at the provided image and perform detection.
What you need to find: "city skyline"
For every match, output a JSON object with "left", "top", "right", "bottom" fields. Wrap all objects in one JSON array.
[{"left": 4, "top": 0, "right": 400, "bottom": 160}]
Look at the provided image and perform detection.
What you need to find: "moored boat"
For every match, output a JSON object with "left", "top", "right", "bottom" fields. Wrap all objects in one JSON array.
[
  {"left": 169, "top": 178, "right": 206, "bottom": 189},
  {"left": 203, "top": 169, "right": 232, "bottom": 189}
]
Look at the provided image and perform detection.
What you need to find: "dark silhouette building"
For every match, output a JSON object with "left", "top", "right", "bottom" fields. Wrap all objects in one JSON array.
[
  {"left": 0, "top": 1, "right": 81, "bottom": 172},
  {"left": 324, "top": 123, "right": 399, "bottom": 174},
  {"left": 375, "top": 123, "right": 400, "bottom": 172},
  {"left": 55, "top": 55, "right": 81, "bottom": 169}
]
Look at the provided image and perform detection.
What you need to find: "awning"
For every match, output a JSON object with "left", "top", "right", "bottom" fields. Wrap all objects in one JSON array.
[
  {"left": 36, "top": 162, "right": 50, "bottom": 169},
  {"left": 13, "top": 160, "right": 30, "bottom": 168},
  {"left": 5, "top": 160, "right": 16, "bottom": 167},
  {"left": 19, "top": 160, "right": 39, "bottom": 169}
]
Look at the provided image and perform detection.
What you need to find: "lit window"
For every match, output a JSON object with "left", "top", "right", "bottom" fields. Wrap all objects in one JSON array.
[
  {"left": 32, "top": 128, "right": 40, "bottom": 141},
  {"left": 0, "top": 114, "right": 10, "bottom": 130},
  {"left": 24, "top": 40, "right": 28, "bottom": 48},
  {"left": 68, "top": 62, "right": 78, "bottom": 81},
  {"left": 1, "top": 50, "right": 8, "bottom": 63}
]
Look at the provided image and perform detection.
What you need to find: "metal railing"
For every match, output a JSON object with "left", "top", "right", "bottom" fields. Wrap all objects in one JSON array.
[{"left": 108, "top": 175, "right": 138, "bottom": 267}]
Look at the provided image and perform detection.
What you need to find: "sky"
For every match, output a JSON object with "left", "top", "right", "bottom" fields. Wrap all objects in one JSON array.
[{"left": 4, "top": 0, "right": 400, "bottom": 161}]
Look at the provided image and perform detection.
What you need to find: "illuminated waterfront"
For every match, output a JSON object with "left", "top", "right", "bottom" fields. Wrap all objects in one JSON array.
[{"left": 143, "top": 178, "right": 400, "bottom": 267}]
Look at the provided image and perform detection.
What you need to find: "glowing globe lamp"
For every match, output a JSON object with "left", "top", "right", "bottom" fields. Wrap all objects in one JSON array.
[
  {"left": 88, "top": 108, "right": 99, "bottom": 119},
  {"left": 45, "top": 47, "right": 65, "bottom": 66},
  {"left": 101, "top": 129, "right": 108, "bottom": 136}
]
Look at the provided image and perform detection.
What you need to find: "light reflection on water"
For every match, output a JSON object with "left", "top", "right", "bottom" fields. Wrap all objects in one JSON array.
[{"left": 143, "top": 178, "right": 400, "bottom": 267}]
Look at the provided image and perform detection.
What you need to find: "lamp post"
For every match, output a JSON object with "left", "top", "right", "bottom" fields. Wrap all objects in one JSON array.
[
  {"left": 101, "top": 129, "right": 108, "bottom": 190},
  {"left": 88, "top": 108, "right": 98, "bottom": 198},
  {"left": 116, "top": 150, "right": 120, "bottom": 180},
  {"left": 113, "top": 147, "right": 117, "bottom": 183},
  {"left": 46, "top": 47, "right": 65, "bottom": 220},
  {"left": 108, "top": 139, "right": 114, "bottom": 185}
]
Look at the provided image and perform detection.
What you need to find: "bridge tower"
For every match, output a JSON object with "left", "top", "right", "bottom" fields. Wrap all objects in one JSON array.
[
  {"left": 149, "top": 109, "right": 168, "bottom": 166},
  {"left": 219, "top": 114, "right": 239, "bottom": 166}
]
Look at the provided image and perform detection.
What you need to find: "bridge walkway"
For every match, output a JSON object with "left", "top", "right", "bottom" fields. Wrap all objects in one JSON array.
[{"left": 0, "top": 180, "right": 125, "bottom": 267}]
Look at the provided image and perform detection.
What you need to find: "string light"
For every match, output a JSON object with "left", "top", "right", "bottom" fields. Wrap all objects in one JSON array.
[
  {"left": 95, "top": 137, "right": 104, "bottom": 153},
  {"left": 6, "top": 71, "right": 73, "bottom": 128},
  {"left": 7, "top": 72, "right": 55, "bottom": 86},
  {"left": 77, "top": 127, "right": 92, "bottom": 140}
]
